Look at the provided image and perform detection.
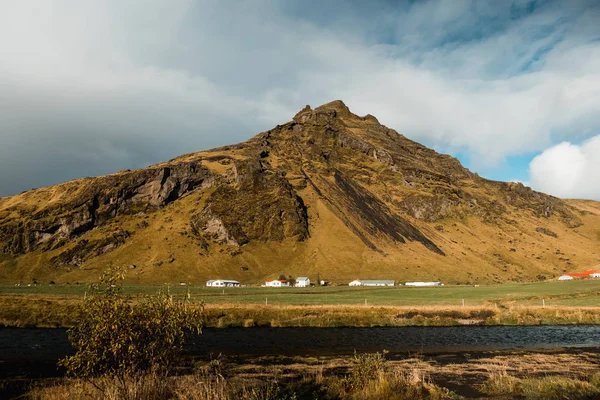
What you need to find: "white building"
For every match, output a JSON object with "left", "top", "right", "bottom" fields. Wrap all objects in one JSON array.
[
  {"left": 206, "top": 279, "right": 240, "bottom": 287},
  {"left": 265, "top": 279, "right": 291, "bottom": 287},
  {"left": 349, "top": 280, "right": 395, "bottom": 287},
  {"left": 590, "top": 273, "right": 600, "bottom": 278},
  {"left": 295, "top": 277, "right": 310, "bottom": 287},
  {"left": 405, "top": 282, "right": 442, "bottom": 287},
  {"left": 558, "top": 275, "right": 574, "bottom": 281},
  {"left": 363, "top": 280, "right": 395, "bottom": 286}
]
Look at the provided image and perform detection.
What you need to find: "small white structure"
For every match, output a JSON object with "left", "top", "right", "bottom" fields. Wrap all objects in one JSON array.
[
  {"left": 558, "top": 275, "right": 574, "bottom": 281},
  {"left": 206, "top": 279, "right": 240, "bottom": 287},
  {"left": 295, "top": 277, "right": 310, "bottom": 287},
  {"left": 590, "top": 273, "right": 600, "bottom": 278},
  {"left": 265, "top": 279, "right": 290, "bottom": 287},
  {"left": 405, "top": 282, "right": 442, "bottom": 287},
  {"left": 349, "top": 280, "right": 395, "bottom": 287}
]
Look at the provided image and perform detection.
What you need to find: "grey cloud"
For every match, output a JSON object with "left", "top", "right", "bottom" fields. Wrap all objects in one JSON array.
[{"left": 0, "top": 0, "right": 599, "bottom": 197}]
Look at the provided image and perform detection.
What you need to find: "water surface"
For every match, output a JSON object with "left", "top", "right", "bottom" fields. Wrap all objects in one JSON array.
[{"left": 2, "top": 325, "right": 600, "bottom": 364}]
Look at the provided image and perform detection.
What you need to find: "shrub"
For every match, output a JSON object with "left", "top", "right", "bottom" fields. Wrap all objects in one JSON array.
[
  {"left": 346, "top": 351, "right": 389, "bottom": 390},
  {"left": 59, "top": 267, "right": 203, "bottom": 378},
  {"left": 327, "top": 352, "right": 456, "bottom": 400}
]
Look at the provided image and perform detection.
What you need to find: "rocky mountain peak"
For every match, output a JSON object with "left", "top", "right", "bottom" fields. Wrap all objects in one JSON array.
[
  {"left": 315, "top": 100, "right": 352, "bottom": 116},
  {"left": 292, "top": 100, "right": 357, "bottom": 125}
]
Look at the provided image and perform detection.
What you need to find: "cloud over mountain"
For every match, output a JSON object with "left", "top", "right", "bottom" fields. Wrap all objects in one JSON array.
[
  {"left": 0, "top": 1, "right": 599, "bottom": 197},
  {"left": 529, "top": 135, "right": 600, "bottom": 200}
]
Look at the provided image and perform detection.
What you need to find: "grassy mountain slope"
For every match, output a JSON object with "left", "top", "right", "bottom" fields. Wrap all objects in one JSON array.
[{"left": 1, "top": 101, "right": 599, "bottom": 284}]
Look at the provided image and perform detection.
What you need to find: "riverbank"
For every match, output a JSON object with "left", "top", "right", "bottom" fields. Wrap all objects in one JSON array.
[
  {"left": 2, "top": 294, "right": 600, "bottom": 328},
  {"left": 6, "top": 348, "right": 600, "bottom": 399},
  {"left": 202, "top": 304, "right": 600, "bottom": 328}
]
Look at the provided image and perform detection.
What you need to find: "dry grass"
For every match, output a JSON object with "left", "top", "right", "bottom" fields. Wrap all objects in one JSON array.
[
  {"left": 482, "top": 370, "right": 600, "bottom": 400},
  {"left": 480, "top": 355, "right": 600, "bottom": 399},
  {"left": 26, "top": 365, "right": 457, "bottom": 400},
  {"left": 27, "top": 374, "right": 301, "bottom": 400},
  {"left": 3, "top": 295, "right": 600, "bottom": 328},
  {"left": 0, "top": 295, "right": 80, "bottom": 327}
]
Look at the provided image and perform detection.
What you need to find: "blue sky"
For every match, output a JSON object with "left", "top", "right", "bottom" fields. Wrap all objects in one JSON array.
[{"left": 0, "top": 0, "right": 599, "bottom": 198}]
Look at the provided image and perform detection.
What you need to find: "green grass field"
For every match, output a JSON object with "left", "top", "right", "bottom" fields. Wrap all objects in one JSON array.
[{"left": 1, "top": 279, "right": 598, "bottom": 307}]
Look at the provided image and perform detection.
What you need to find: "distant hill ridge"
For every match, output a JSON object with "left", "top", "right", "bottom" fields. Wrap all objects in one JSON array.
[{"left": 1, "top": 100, "right": 599, "bottom": 284}]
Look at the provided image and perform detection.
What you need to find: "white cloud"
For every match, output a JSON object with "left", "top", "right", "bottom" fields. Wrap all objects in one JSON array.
[
  {"left": 529, "top": 135, "right": 600, "bottom": 200},
  {"left": 0, "top": 1, "right": 599, "bottom": 195}
]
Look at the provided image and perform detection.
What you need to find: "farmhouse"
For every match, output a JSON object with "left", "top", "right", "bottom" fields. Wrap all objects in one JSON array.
[
  {"left": 558, "top": 275, "right": 574, "bottom": 281},
  {"left": 348, "top": 280, "right": 395, "bottom": 286},
  {"left": 405, "top": 282, "right": 442, "bottom": 287},
  {"left": 295, "top": 277, "right": 310, "bottom": 287},
  {"left": 265, "top": 279, "right": 291, "bottom": 287},
  {"left": 206, "top": 279, "right": 240, "bottom": 287},
  {"left": 591, "top": 273, "right": 600, "bottom": 278}
]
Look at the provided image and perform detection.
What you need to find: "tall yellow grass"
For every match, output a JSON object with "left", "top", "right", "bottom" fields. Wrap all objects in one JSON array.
[{"left": 3, "top": 294, "right": 600, "bottom": 328}]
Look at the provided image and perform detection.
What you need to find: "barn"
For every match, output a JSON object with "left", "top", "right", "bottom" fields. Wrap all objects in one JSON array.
[
  {"left": 349, "top": 280, "right": 394, "bottom": 286},
  {"left": 405, "top": 282, "right": 442, "bottom": 287}
]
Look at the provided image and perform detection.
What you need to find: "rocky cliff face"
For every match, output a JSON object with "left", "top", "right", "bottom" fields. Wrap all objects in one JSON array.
[
  {"left": 0, "top": 162, "right": 214, "bottom": 255},
  {"left": 0, "top": 100, "right": 598, "bottom": 284}
]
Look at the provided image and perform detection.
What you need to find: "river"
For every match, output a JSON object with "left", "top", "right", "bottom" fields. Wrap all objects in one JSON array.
[{"left": 2, "top": 325, "right": 600, "bottom": 363}]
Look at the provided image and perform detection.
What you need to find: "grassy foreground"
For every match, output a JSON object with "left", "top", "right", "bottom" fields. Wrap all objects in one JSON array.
[
  {"left": 20, "top": 350, "right": 600, "bottom": 399},
  {"left": 23, "top": 353, "right": 457, "bottom": 400}
]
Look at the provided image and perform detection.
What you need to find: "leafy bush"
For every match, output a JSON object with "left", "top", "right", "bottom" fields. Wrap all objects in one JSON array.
[{"left": 59, "top": 267, "right": 203, "bottom": 378}]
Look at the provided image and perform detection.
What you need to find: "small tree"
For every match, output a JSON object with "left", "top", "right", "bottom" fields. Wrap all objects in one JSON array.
[{"left": 59, "top": 267, "right": 203, "bottom": 379}]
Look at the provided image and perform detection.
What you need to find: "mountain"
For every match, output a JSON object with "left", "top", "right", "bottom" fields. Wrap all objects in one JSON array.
[{"left": 1, "top": 100, "right": 599, "bottom": 284}]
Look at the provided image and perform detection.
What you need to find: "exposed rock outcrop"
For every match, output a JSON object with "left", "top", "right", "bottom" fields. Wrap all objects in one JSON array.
[
  {"left": 0, "top": 162, "right": 214, "bottom": 256},
  {"left": 191, "top": 159, "right": 309, "bottom": 247},
  {"left": 51, "top": 230, "right": 130, "bottom": 266}
]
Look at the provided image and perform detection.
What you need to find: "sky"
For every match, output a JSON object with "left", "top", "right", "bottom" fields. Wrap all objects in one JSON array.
[{"left": 0, "top": 0, "right": 599, "bottom": 199}]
